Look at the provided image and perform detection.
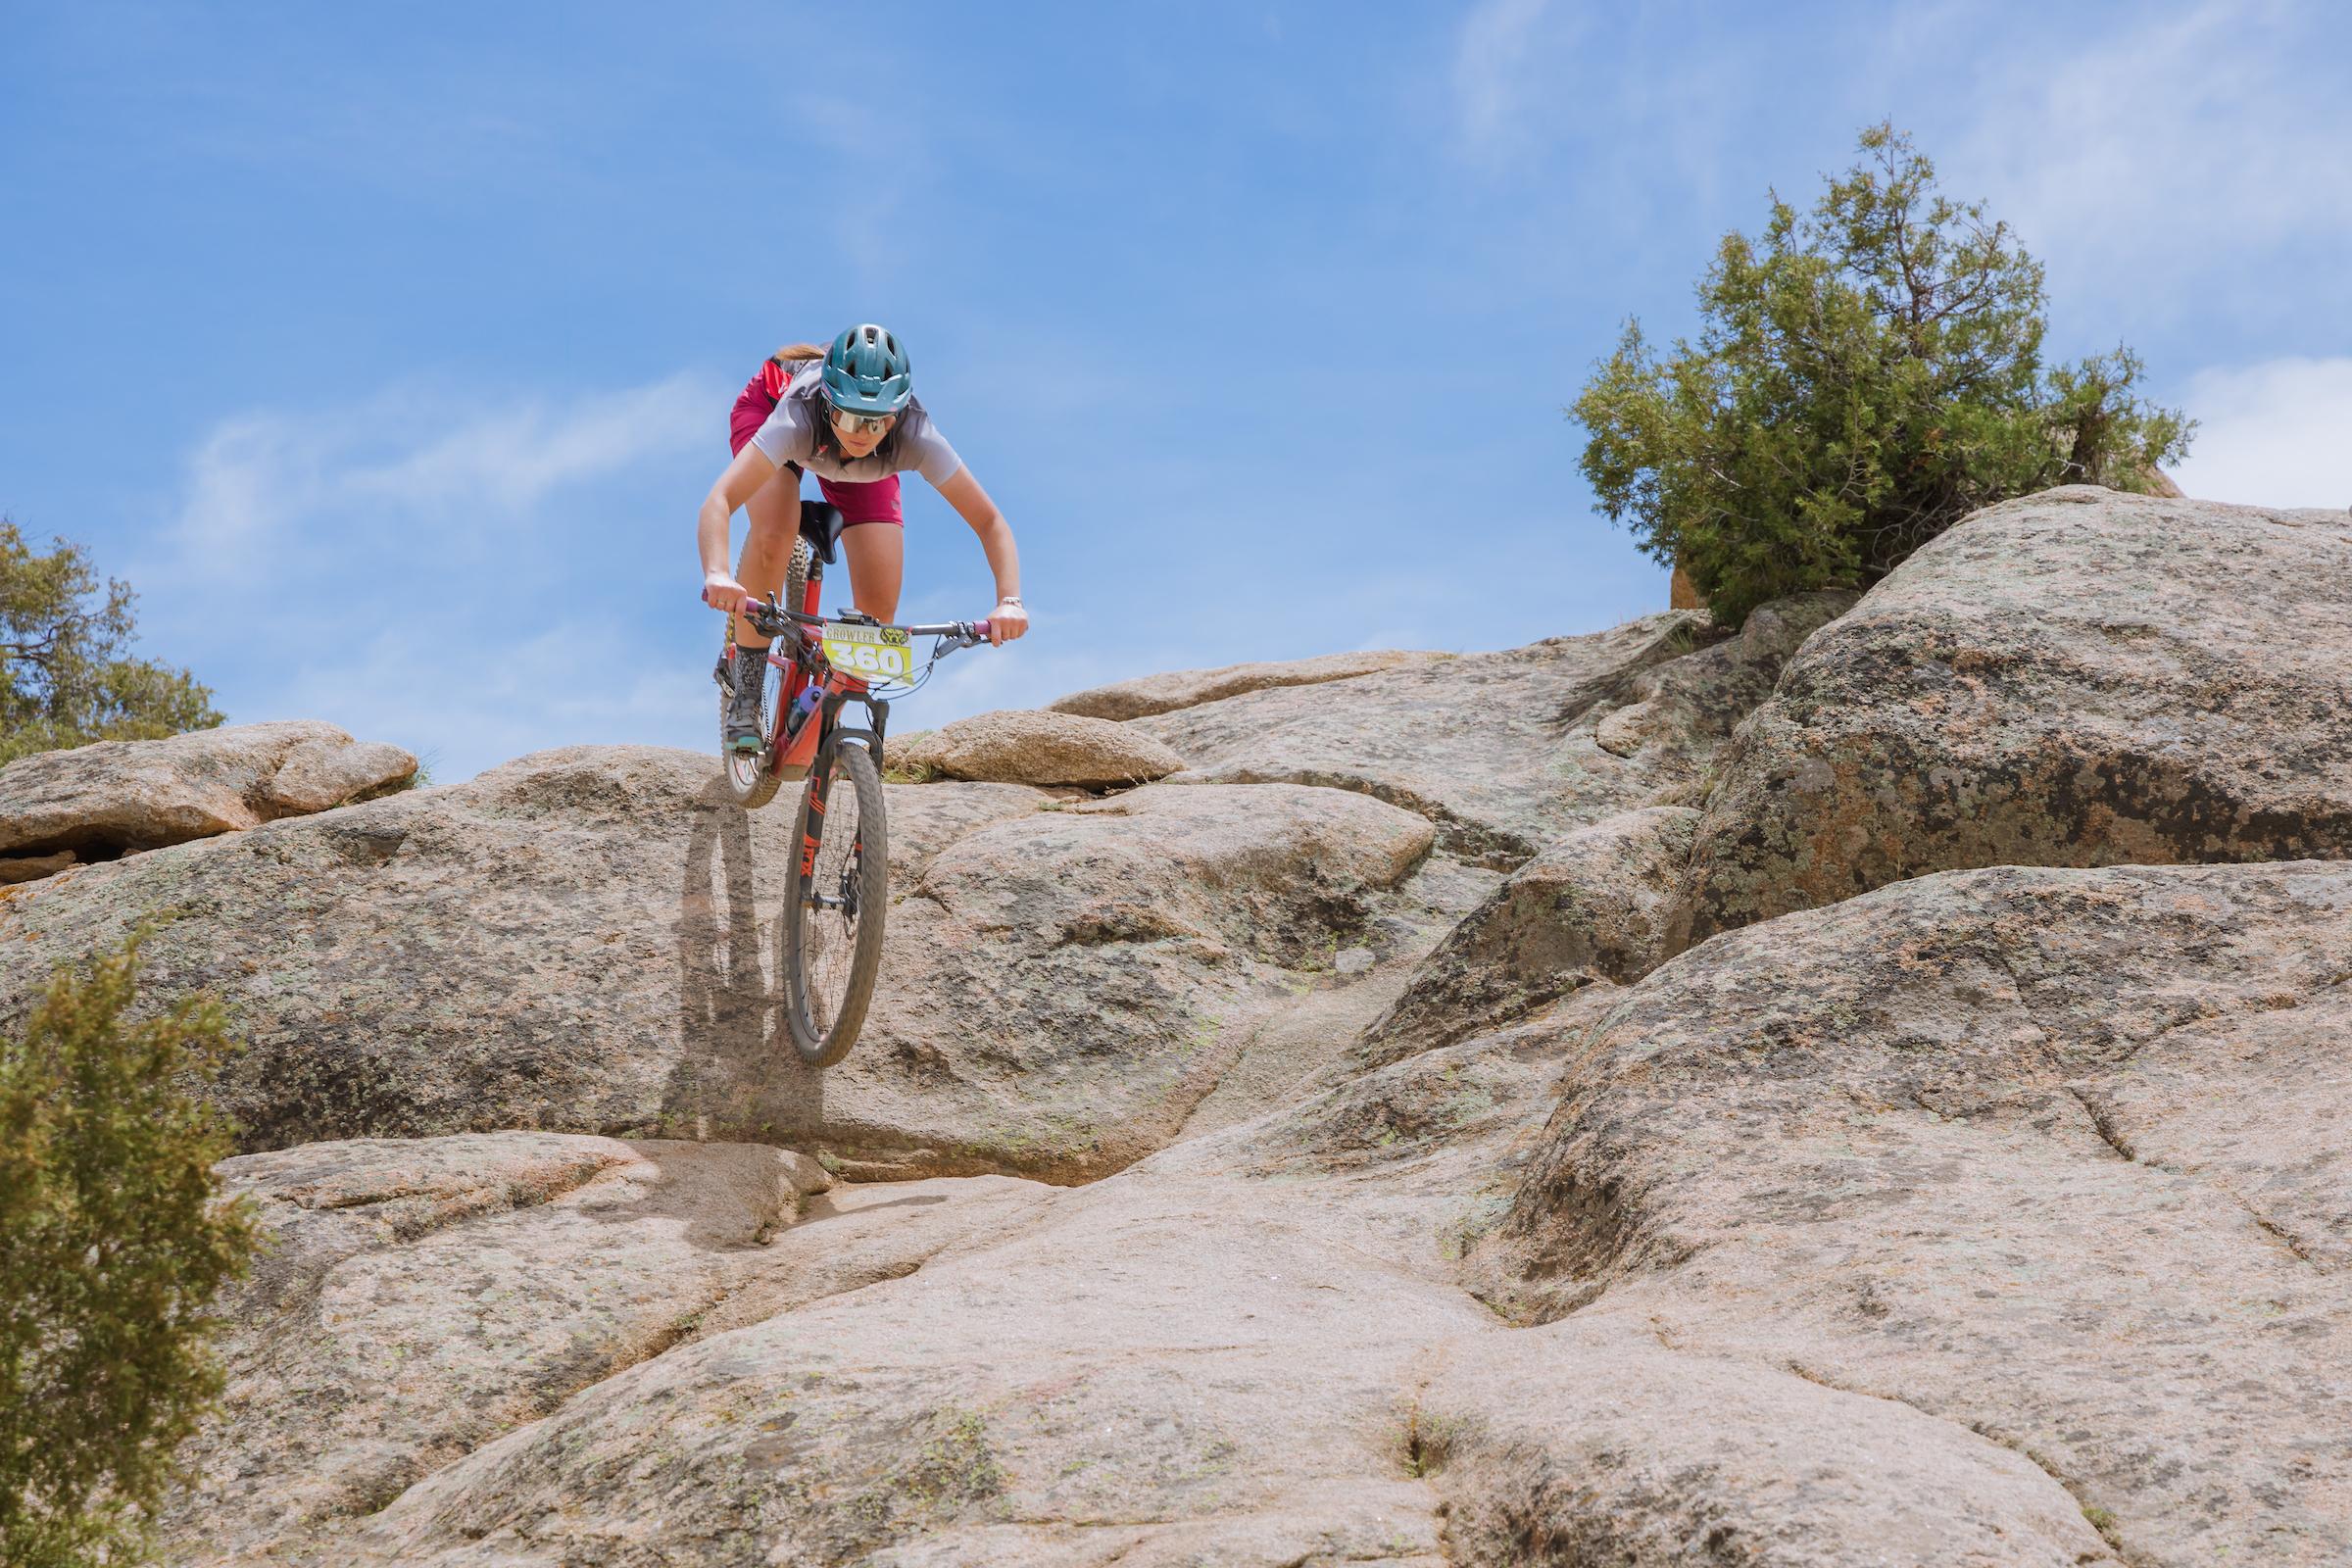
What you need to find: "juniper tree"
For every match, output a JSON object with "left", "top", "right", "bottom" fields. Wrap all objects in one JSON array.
[
  {"left": 1, "top": 521, "right": 220, "bottom": 765},
  {"left": 1574, "top": 123, "right": 2193, "bottom": 628}
]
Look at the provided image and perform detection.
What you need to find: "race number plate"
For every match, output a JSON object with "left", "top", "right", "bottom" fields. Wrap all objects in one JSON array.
[{"left": 820, "top": 621, "right": 916, "bottom": 681}]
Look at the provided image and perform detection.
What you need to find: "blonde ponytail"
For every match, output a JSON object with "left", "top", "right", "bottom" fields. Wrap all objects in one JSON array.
[{"left": 771, "top": 341, "right": 828, "bottom": 364}]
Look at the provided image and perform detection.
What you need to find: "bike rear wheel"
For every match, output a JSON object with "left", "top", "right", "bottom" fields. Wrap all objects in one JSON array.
[
  {"left": 717, "top": 642, "right": 789, "bottom": 808},
  {"left": 779, "top": 742, "right": 889, "bottom": 1067},
  {"left": 715, "top": 539, "right": 812, "bottom": 810}
]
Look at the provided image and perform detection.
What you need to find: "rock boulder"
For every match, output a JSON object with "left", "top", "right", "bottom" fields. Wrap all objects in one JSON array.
[
  {"left": 897, "top": 709, "right": 1186, "bottom": 787},
  {"left": 0, "top": 748, "right": 1443, "bottom": 1181},
  {"left": 1050, "top": 649, "right": 1444, "bottom": 721},
  {"left": 1140, "top": 613, "right": 1707, "bottom": 866},
  {"left": 1682, "top": 488, "right": 2352, "bottom": 944},
  {"left": 0, "top": 719, "right": 416, "bottom": 858},
  {"left": 1490, "top": 860, "right": 2352, "bottom": 1564},
  {"left": 1362, "top": 806, "right": 1698, "bottom": 1060}
]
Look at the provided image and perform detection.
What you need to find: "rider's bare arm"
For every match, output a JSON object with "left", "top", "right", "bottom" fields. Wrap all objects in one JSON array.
[
  {"left": 933, "top": 467, "right": 1027, "bottom": 645},
  {"left": 699, "top": 444, "right": 782, "bottom": 611}
]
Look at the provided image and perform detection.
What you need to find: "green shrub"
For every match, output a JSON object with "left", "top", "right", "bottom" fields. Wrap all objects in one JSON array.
[
  {"left": 1574, "top": 123, "right": 2194, "bottom": 629},
  {"left": 1, "top": 521, "right": 221, "bottom": 766},
  {"left": 0, "top": 936, "right": 257, "bottom": 1566}
]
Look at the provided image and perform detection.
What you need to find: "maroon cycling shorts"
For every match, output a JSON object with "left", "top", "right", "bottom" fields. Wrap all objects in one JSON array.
[{"left": 729, "top": 371, "right": 903, "bottom": 527}]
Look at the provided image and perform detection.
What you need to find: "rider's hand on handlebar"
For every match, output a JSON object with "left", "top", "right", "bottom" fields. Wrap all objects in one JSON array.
[
  {"left": 703, "top": 571, "right": 751, "bottom": 614},
  {"left": 986, "top": 599, "right": 1029, "bottom": 646}
]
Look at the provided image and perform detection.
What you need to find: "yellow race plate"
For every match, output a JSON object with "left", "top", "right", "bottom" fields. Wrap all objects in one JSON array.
[{"left": 820, "top": 621, "right": 917, "bottom": 681}]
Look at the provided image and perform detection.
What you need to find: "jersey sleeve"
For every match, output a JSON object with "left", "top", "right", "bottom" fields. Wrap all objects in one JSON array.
[
  {"left": 747, "top": 401, "right": 815, "bottom": 468},
  {"left": 904, "top": 423, "right": 963, "bottom": 487}
]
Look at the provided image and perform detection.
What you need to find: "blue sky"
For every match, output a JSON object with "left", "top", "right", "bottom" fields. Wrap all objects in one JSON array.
[{"left": 6, "top": 0, "right": 2349, "bottom": 780}]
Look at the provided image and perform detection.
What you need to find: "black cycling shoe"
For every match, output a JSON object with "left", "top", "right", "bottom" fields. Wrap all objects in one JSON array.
[{"left": 722, "top": 644, "right": 770, "bottom": 753}]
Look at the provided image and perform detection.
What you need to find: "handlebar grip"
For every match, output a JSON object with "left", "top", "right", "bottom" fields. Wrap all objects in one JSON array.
[{"left": 971, "top": 619, "right": 992, "bottom": 640}]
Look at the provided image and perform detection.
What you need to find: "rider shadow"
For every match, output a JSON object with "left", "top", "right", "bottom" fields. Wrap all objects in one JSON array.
[{"left": 666, "top": 776, "right": 829, "bottom": 1145}]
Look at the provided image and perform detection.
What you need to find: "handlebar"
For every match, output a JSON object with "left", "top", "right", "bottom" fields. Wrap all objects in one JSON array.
[
  {"left": 906, "top": 618, "right": 993, "bottom": 646},
  {"left": 734, "top": 595, "right": 994, "bottom": 649}
]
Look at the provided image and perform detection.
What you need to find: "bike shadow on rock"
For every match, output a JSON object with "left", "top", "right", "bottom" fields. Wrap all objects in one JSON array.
[{"left": 668, "top": 775, "right": 827, "bottom": 1145}]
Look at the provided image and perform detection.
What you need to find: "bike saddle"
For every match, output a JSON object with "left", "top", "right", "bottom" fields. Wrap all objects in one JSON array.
[{"left": 799, "top": 501, "right": 847, "bottom": 565}]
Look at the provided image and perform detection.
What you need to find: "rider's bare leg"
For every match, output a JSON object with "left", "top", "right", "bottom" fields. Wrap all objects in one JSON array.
[
  {"left": 733, "top": 467, "right": 800, "bottom": 648},
  {"left": 842, "top": 523, "right": 905, "bottom": 623}
]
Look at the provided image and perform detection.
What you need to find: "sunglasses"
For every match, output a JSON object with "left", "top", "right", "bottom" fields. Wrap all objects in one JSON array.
[{"left": 829, "top": 407, "right": 897, "bottom": 437}]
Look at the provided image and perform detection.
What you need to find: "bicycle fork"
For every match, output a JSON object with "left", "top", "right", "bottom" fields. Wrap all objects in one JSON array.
[{"left": 795, "top": 763, "right": 865, "bottom": 916}]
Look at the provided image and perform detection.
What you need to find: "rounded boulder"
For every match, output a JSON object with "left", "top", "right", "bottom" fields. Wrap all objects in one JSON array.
[{"left": 898, "top": 709, "right": 1185, "bottom": 787}]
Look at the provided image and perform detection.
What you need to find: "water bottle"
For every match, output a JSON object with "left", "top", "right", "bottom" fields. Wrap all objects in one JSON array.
[{"left": 786, "top": 684, "right": 823, "bottom": 737}]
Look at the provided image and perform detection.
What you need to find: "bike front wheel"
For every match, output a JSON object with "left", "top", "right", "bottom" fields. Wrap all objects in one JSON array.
[{"left": 779, "top": 742, "right": 889, "bottom": 1067}]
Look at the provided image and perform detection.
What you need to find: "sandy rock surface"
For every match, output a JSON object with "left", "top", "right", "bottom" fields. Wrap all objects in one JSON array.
[
  {"left": 897, "top": 708, "right": 1186, "bottom": 786},
  {"left": 0, "top": 751, "right": 1452, "bottom": 1180},
  {"left": 1488, "top": 859, "right": 2352, "bottom": 1565},
  {"left": 1140, "top": 599, "right": 1846, "bottom": 870},
  {"left": 1363, "top": 805, "right": 1698, "bottom": 1061},
  {"left": 1050, "top": 649, "right": 1445, "bottom": 721},
  {"left": 0, "top": 848, "right": 75, "bottom": 883},
  {"left": 0, "top": 718, "right": 416, "bottom": 858},
  {"left": 140, "top": 833, "right": 2343, "bottom": 1563},
  {"left": 213, "top": 977, "right": 2105, "bottom": 1567},
  {"left": 30, "top": 491, "right": 2352, "bottom": 1565},
  {"left": 1682, "top": 488, "right": 2352, "bottom": 943},
  {"left": 1137, "top": 613, "right": 1705, "bottom": 866},
  {"left": 163, "top": 1132, "right": 1049, "bottom": 1566}
]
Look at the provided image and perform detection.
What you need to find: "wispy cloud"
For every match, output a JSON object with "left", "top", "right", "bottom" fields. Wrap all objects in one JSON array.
[
  {"left": 1928, "top": 0, "right": 2352, "bottom": 320},
  {"left": 137, "top": 373, "right": 725, "bottom": 779},
  {"left": 165, "top": 376, "right": 710, "bottom": 569},
  {"left": 2172, "top": 356, "right": 2352, "bottom": 510},
  {"left": 1451, "top": 0, "right": 1566, "bottom": 158}
]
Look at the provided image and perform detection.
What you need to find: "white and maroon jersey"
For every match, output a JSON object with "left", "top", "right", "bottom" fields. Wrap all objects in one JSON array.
[{"left": 747, "top": 361, "right": 962, "bottom": 486}]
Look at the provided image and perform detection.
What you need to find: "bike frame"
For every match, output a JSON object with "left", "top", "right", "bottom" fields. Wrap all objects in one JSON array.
[
  {"left": 752, "top": 549, "right": 891, "bottom": 787},
  {"left": 743, "top": 548, "right": 991, "bottom": 896}
]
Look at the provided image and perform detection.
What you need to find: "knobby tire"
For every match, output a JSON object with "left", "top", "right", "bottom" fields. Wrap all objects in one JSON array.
[
  {"left": 717, "top": 538, "right": 811, "bottom": 810},
  {"left": 780, "top": 742, "right": 888, "bottom": 1067}
]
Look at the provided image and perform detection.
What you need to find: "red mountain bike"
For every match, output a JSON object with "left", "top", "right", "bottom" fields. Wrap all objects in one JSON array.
[{"left": 714, "top": 501, "right": 993, "bottom": 1066}]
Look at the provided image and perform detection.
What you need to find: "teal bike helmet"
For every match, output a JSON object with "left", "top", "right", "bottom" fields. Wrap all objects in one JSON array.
[{"left": 820, "top": 324, "right": 913, "bottom": 416}]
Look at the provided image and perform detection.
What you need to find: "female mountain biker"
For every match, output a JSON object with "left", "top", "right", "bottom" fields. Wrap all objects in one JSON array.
[{"left": 698, "top": 323, "right": 1028, "bottom": 752}]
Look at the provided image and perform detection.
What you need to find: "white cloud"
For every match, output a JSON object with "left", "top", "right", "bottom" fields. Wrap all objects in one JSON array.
[
  {"left": 1452, "top": 0, "right": 1564, "bottom": 156},
  {"left": 1933, "top": 1, "right": 2352, "bottom": 314},
  {"left": 2171, "top": 356, "right": 2352, "bottom": 510}
]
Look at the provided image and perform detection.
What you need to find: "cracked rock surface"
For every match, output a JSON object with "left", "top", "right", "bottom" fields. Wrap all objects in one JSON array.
[
  {"left": 1486, "top": 859, "right": 2352, "bottom": 1565},
  {"left": 1135, "top": 612, "right": 1710, "bottom": 866},
  {"left": 0, "top": 752, "right": 1450, "bottom": 1181},
  {"left": 33, "top": 486, "right": 2351, "bottom": 1565},
  {"left": 164, "top": 1133, "right": 1048, "bottom": 1566}
]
